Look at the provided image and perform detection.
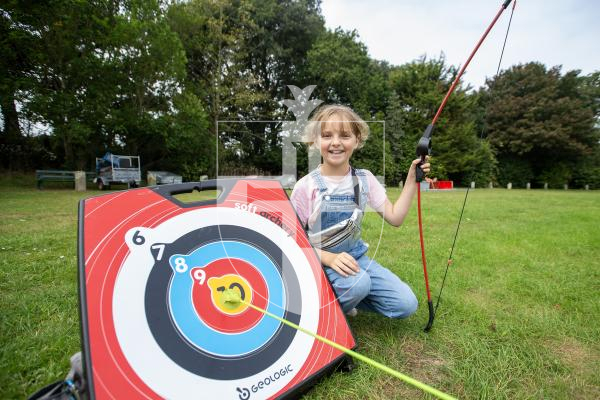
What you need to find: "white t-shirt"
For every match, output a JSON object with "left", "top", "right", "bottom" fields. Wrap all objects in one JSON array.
[{"left": 290, "top": 166, "right": 387, "bottom": 230}]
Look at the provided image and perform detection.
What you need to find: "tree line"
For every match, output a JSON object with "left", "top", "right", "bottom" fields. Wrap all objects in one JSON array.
[{"left": 1, "top": 0, "right": 598, "bottom": 188}]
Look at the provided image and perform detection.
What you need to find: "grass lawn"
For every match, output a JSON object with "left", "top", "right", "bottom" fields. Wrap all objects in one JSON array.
[{"left": 1, "top": 176, "right": 599, "bottom": 399}]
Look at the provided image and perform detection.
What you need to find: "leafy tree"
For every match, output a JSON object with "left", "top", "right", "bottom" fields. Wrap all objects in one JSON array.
[
  {"left": 352, "top": 111, "right": 397, "bottom": 185},
  {"left": 242, "top": 0, "right": 325, "bottom": 112},
  {"left": 572, "top": 145, "right": 600, "bottom": 189},
  {"left": 168, "top": 0, "right": 264, "bottom": 130},
  {"left": 306, "top": 28, "right": 389, "bottom": 117},
  {"left": 572, "top": 71, "right": 600, "bottom": 188},
  {"left": 237, "top": 0, "right": 326, "bottom": 174},
  {"left": 169, "top": 0, "right": 326, "bottom": 176},
  {"left": 483, "top": 62, "right": 600, "bottom": 187},
  {"left": 304, "top": 28, "right": 394, "bottom": 181},
  {"left": 163, "top": 92, "right": 212, "bottom": 180},
  {"left": 5, "top": 0, "right": 193, "bottom": 173},
  {"left": 4, "top": 0, "right": 596, "bottom": 191},
  {"left": 99, "top": 1, "right": 189, "bottom": 170},
  {"left": 18, "top": 0, "right": 119, "bottom": 169},
  {"left": 580, "top": 71, "right": 600, "bottom": 118},
  {"left": 387, "top": 56, "right": 495, "bottom": 186},
  {"left": 0, "top": 1, "right": 50, "bottom": 169},
  {"left": 383, "top": 91, "right": 407, "bottom": 184},
  {"left": 493, "top": 155, "right": 532, "bottom": 187}
]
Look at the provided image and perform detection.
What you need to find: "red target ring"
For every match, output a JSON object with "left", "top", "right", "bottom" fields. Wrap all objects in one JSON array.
[{"left": 190, "top": 258, "right": 269, "bottom": 334}]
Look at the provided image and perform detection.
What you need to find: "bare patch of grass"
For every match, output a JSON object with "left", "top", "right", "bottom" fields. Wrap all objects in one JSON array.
[{"left": 545, "top": 337, "right": 600, "bottom": 376}]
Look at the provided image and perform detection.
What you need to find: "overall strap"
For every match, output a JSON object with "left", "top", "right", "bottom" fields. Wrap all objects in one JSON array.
[
  {"left": 309, "top": 168, "right": 328, "bottom": 193},
  {"left": 351, "top": 167, "right": 360, "bottom": 207},
  {"left": 310, "top": 166, "right": 361, "bottom": 206}
]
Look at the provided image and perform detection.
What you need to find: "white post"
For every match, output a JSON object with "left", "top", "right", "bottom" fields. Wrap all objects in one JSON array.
[
  {"left": 507, "top": 182, "right": 512, "bottom": 190},
  {"left": 488, "top": 182, "right": 493, "bottom": 189},
  {"left": 470, "top": 181, "right": 475, "bottom": 189},
  {"left": 526, "top": 182, "right": 531, "bottom": 190},
  {"left": 74, "top": 171, "right": 86, "bottom": 191},
  {"left": 147, "top": 172, "right": 157, "bottom": 186},
  {"left": 564, "top": 184, "right": 568, "bottom": 190},
  {"left": 585, "top": 184, "right": 590, "bottom": 190},
  {"left": 399, "top": 180, "right": 404, "bottom": 189},
  {"left": 544, "top": 183, "right": 548, "bottom": 190}
]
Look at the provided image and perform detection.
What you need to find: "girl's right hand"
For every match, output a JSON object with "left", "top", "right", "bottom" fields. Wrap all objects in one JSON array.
[
  {"left": 406, "top": 157, "right": 431, "bottom": 181},
  {"left": 324, "top": 251, "right": 360, "bottom": 277}
]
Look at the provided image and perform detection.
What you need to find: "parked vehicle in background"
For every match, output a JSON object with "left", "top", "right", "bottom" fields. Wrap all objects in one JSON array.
[
  {"left": 147, "top": 171, "right": 183, "bottom": 185},
  {"left": 277, "top": 174, "right": 296, "bottom": 189},
  {"left": 95, "top": 153, "right": 141, "bottom": 190}
]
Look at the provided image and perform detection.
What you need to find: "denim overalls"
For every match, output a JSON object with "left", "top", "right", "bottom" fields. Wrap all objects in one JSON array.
[
  {"left": 308, "top": 167, "right": 419, "bottom": 318},
  {"left": 309, "top": 167, "right": 370, "bottom": 259}
]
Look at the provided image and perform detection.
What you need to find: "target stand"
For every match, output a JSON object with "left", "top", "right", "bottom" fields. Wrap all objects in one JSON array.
[{"left": 78, "top": 179, "right": 356, "bottom": 399}]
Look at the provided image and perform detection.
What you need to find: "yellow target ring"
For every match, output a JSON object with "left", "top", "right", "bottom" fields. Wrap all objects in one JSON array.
[{"left": 208, "top": 274, "right": 253, "bottom": 315}]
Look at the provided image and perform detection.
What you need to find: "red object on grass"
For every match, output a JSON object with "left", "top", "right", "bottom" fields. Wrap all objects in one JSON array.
[{"left": 431, "top": 180, "right": 453, "bottom": 190}]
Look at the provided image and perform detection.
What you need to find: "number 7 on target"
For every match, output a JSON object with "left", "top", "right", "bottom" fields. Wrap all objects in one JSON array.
[{"left": 150, "top": 244, "right": 165, "bottom": 261}]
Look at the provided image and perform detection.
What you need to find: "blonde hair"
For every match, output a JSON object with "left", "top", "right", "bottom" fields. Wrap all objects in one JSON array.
[{"left": 303, "top": 104, "right": 370, "bottom": 149}]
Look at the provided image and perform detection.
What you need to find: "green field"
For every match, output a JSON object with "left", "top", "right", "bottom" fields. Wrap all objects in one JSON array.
[{"left": 1, "top": 178, "right": 599, "bottom": 399}]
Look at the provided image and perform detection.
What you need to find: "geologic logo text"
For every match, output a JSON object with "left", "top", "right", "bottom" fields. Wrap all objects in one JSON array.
[{"left": 235, "top": 364, "right": 294, "bottom": 399}]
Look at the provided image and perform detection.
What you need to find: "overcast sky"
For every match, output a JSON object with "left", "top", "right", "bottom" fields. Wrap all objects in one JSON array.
[{"left": 321, "top": 0, "right": 600, "bottom": 89}]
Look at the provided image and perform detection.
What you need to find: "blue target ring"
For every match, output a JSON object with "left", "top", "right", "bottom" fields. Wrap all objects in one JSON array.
[
  {"left": 168, "top": 241, "right": 285, "bottom": 356},
  {"left": 144, "top": 225, "right": 302, "bottom": 380}
]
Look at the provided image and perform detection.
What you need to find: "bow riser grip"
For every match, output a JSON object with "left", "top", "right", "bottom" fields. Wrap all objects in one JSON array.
[
  {"left": 415, "top": 124, "right": 433, "bottom": 182},
  {"left": 416, "top": 124, "right": 434, "bottom": 157},
  {"left": 415, "top": 161, "right": 426, "bottom": 182}
]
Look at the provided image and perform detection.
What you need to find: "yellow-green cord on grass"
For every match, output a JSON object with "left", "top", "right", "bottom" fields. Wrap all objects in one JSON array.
[{"left": 222, "top": 289, "right": 456, "bottom": 400}]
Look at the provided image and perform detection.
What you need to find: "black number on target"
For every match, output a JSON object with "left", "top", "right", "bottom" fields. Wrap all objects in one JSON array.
[
  {"left": 151, "top": 244, "right": 165, "bottom": 260},
  {"left": 217, "top": 283, "right": 246, "bottom": 300},
  {"left": 132, "top": 230, "right": 145, "bottom": 245},
  {"left": 229, "top": 282, "right": 246, "bottom": 300}
]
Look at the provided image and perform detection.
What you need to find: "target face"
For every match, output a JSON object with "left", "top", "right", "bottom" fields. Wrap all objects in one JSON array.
[
  {"left": 79, "top": 180, "right": 356, "bottom": 399},
  {"left": 191, "top": 258, "right": 267, "bottom": 334},
  {"left": 170, "top": 243, "right": 280, "bottom": 346}
]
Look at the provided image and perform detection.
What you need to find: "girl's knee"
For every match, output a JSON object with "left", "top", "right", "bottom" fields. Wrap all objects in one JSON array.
[
  {"left": 351, "top": 272, "right": 371, "bottom": 299},
  {"left": 333, "top": 271, "right": 371, "bottom": 305},
  {"left": 385, "top": 292, "right": 418, "bottom": 319},
  {"left": 379, "top": 291, "right": 419, "bottom": 318}
]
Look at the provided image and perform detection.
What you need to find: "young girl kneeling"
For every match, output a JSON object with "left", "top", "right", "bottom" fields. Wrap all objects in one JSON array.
[{"left": 290, "top": 104, "right": 430, "bottom": 318}]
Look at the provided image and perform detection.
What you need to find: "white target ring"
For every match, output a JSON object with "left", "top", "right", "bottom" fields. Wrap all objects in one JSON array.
[{"left": 112, "top": 207, "right": 319, "bottom": 399}]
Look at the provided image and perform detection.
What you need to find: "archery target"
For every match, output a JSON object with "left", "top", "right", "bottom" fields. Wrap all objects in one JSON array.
[
  {"left": 79, "top": 180, "right": 356, "bottom": 400},
  {"left": 112, "top": 206, "right": 319, "bottom": 398}
]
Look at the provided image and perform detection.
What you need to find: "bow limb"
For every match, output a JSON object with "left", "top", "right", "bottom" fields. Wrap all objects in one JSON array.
[{"left": 416, "top": 0, "right": 514, "bottom": 332}]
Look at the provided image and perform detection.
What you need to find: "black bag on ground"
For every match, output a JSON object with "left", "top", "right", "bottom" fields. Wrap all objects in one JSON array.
[{"left": 28, "top": 353, "right": 88, "bottom": 400}]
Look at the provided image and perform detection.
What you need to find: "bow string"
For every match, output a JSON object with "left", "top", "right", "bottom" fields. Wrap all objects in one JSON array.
[{"left": 416, "top": 0, "right": 517, "bottom": 332}]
